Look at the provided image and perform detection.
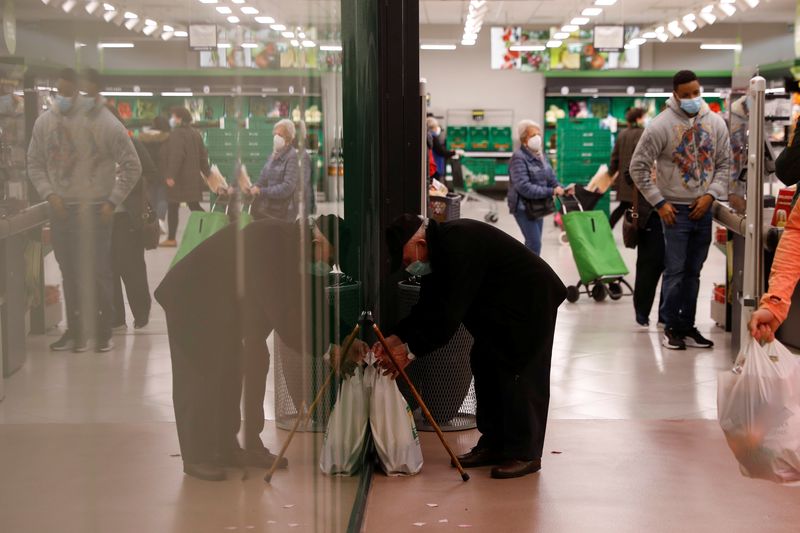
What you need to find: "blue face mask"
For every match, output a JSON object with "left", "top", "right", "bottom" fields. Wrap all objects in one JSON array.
[
  {"left": 405, "top": 244, "right": 432, "bottom": 277},
  {"left": 679, "top": 96, "right": 703, "bottom": 115},
  {"left": 55, "top": 95, "right": 73, "bottom": 114}
]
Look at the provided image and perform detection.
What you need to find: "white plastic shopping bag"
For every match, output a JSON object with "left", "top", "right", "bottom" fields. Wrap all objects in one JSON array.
[
  {"left": 369, "top": 367, "right": 424, "bottom": 476},
  {"left": 320, "top": 365, "right": 371, "bottom": 476},
  {"left": 717, "top": 338, "right": 800, "bottom": 484}
]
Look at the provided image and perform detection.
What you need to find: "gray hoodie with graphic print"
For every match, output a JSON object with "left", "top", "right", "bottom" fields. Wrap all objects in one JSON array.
[
  {"left": 629, "top": 96, "right": 731, "bottom": 207},
  {"left": 27, "top": 96, "right": 141, "bottom": 206}
]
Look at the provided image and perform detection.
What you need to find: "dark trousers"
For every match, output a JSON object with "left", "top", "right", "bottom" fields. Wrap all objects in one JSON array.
[
  {"left": 609, "top": 201, "right": 633, "bottom": 229},
  {"left": 661, "top": 205, "right": 713, "bottom": 331},
  {"left": 50, "top": 204, "right": 114, "bottom": 342},
  {"left": 634, "top": 212, "right": 665, "bottom": 325},
  {"left": 166, "top": 314, "right": 242, "bottom": 465},
  {"left": 111, "top": 213, "right": 151, "bottom": 326},
  {"left": 470, "top": 321, "right": 556, "bottom": 461},
  {"left": 167, "top": 201, "right": 204, "bottom": 241}
]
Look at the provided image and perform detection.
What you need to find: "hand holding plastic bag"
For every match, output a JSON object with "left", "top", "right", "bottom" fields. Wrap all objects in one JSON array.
[{"left": 718, "top": 338, "right": 800, "bottom": 484}]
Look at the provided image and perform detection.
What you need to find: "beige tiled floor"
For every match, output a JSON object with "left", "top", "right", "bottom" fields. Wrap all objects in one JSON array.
[{"left": 0, "top": 200, "right": 776, "bottom": 533}]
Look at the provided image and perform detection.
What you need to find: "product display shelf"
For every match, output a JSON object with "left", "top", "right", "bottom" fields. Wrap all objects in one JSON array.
[
  {"left": 556, "top": 118, "right": 612, "bottom": 217},
  {"left": 445, "top": 109, "right": 514, "bottom": 187}
]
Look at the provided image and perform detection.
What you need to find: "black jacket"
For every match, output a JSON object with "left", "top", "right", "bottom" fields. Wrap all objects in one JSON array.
[
  {"left": 121, "top": 137, "right": 158, "bottom": 229},
  {"left": 394, "top": 219, "right": 566, "bottom": 369},
  {"left": 776, "top": 125, "right": 800, "bottom": 187}
]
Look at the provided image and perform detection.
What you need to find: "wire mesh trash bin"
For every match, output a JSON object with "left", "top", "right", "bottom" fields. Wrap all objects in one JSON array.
[
  {"left": 274, "top": 280, "right": 361, "bottom": 431},
  {"left": 429, "top": 193, "right": 462, "bottom": 223},
  {"left": 396, "top": 280, "right": 476, "bottom": 431}
]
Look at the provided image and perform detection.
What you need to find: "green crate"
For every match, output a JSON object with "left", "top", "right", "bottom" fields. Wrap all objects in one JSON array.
[
  {"left": 460, "top": 157, "right": 495, "bottom": 191},
  {"left": 559, "top": 152, "right": 609, "bottom": 164},
  {"left": 468, "top": 126, "right": 490, "bottom": 151},
  {"left": 447, "top": 126, "right": 469, "bottom": 150},
  {"left": 557, "top": 118, "right": 600, "bottom": 132},
  {"left": 494, "top": 161, "right": 509, "bottom": 176},
  {"left": 489, "top": 127, "right": 513, "bottom": 152}
]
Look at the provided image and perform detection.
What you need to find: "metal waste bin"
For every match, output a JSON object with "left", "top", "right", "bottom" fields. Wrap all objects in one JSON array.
[
  {"left": 396, "top": 280, "right": 476, "bottom": 431},
  {"left": 274, "top": 280, "right": 361, "bottom": 431}
]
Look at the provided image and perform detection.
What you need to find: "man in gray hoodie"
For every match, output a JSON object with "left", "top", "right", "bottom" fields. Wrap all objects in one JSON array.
[
  {"left": 630, "top": 70, "right": 731, "bottom": 351},
  {"left": 27, "top": 68, "right": 141, "bottom": 352}
]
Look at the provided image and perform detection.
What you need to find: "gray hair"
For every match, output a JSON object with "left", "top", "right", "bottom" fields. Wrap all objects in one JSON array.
[
  {"left": 274, "top": 118, "right": 296, "bottom": 140},
  {"left": 517, "top": 119, "right": 541, "bottom": 142},
  {"left": 426, "top": 117, "right": 439, "bottom": 130}
]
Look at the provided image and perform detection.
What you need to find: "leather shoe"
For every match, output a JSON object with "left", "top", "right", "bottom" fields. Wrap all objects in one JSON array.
[
  {"left": 234, "top": 448, "right": 289, "bottom": 469},
  {"left": 490, "top": 459, "right": 541, "bottom": 479},
  {"left": 183, "top": 462, "right": 226, "bottom": 481},
  {"left": 451, "top": 446, "right": 504, "bottom": 468}
]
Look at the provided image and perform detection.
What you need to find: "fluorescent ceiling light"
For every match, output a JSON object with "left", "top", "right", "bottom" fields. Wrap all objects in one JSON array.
[
  {"left": 227, "top": 15, "right": 240, "bottom": 23},
  {"left": 241, "top": 43, "right": 258, "bottom": 48},
  {"left": 320, "top": 45, "right": 343, "bottom": 51},
  {"left": 463, "top": 32, "right": 478, "bottom": 40},
  {"left": 667, "top": 21, "right": 683, "bottom": 37},
  {"left": 744, "top": 0, "right": 759, "bottom": 7},
  {"left": 124, "top": 18, "right": 139, "bottom": 30},
  {"left": 282, "top": 31, "right": 295, "bottom": 38},
  {"left": 142, "top": 25, "right": 158, "bottom": 36},
  {"left": 700, "top": 43, "right": 742, "bottom": 50},
  {"left": 123, "top": 11, "right": 137, "bottom": 19},
  {"left": 270, "top": 24, "right": 286, "bottom": 31},
  {"left": 420, "top": 44, "right": 457, "bottom": 50},
  {"left": 510, "top": 45, "right": 546, "bottom": 51},
  {"left": 198, "top": 0, "right": 218, "bottom": 3},
  {"left": 582, "top": 8, "right": 602, "bottom": 16},
  {"left": 655, "top": 26, "right": 665, "bottom": 33},
  {"left": 100, "top": 91, "right": 154, "bottom": 96},
  {"left": 683, "top": 19, "right": 698, "bottom": 32},
  {"left": 85, "top": 1, "right": 101, "bottom": 14},
  {"left": 644, "top": 92, "right": 672, "bottom": 97},
  {"left": 595, "top": 0, "right": 617, "bottom": 5},
  {"left": 719, "top": 3, "right": 736, "bottom": 16},
  {"left": 629, "top": 37, "right": 646, "bottom": 46},
  {"left": 232, "top": 0, "right": 245, "bottom": 3},
  {"left": 145, "top": 19, "right": 157, "bottom": 26},
  {"left": 102, "top": 10, "right": 117, "bottom": 22},
  {"left": 642, "top": 31, "right": 657, "bottom": 39},
  {"left": 683, "top": 13, "right": 696, "bottom": 21},
  {"left": 298, "top": 32, "right": 306, "bottom": 39},
  {"left": 700, "top": 12, "right": 717, "bottom": 24},
  {"left": 571, "top": 17, "right": 590, "bottom": 25},
  {"left": 553, "top": 32, "right": 570, "bottom": 40},
  {"left": 702, "top": 92, "right": 722, "bottom": 97},
  {"left": 161, "top": 32, "right": 173, "bottom": 41},
  {"left": 162, "top": 25, "right": 174, "bottom": 32},
  {"left": 561, "top": 25, "right": 579, "bottom": 32},
  {"left": 162, "top": 92, "right": 193, "bottom": 97},
  {"left": 216, "top": 6, "right": 231, "bottom": 14},
  {"left": 217, "top": 43, "right": 232, "bottom": 48},
  {"left": 461, "top": 40, "right": 476, "bottom": 46},
  {"left": 98, "top": 42, "right": 134, "bottom": 48},
  {"left": 255, "top": 16, "right": 275, "bottom": 24},
  {"left": 546, "top": 40, "right": 563, "bottom": 48},
  {"left": 174, "top": 30, "right": 188, "bottom": 37},
  {"left": 61, "top": 0, "right": 77, "bottom": 13},
  {"left": 103, "top": 2, "right": 115, "bottom": 10},
  {"left": 720, "top": 0, "right": 735, "bottom": 3},
  {"left": 656, "top": 33, "right": 669, "bottom": 42},
  {"left": 290, "top": 39, "right": 300, "bottom": 47},
  {"left": 702, "top": 4, "right": 715, "bottom": 12},
  {"left": 302, "top": 40, "right": 316, "bottom": 48},
  {"left": 241, "top": 6, "right": 258, "bottom": 14},
  {"left": 75, "top": 42, "right": 87, "bottom": 47}
]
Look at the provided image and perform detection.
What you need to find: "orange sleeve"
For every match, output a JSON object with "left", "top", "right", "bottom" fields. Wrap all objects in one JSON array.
[{"left": 761, "top": 198, "right": 800, "bottom": 323}]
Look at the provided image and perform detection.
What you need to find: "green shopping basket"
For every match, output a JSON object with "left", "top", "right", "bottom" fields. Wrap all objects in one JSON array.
[{"left": 460, "top": 157, "right": 495, "bottom": 192}]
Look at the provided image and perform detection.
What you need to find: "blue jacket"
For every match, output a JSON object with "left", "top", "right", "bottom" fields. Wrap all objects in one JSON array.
[
  {"left": 507, "top": 147, "right": 562, "bottom": 214},
  {"left": 256, "top": 146, "right": 299, "bottom": 221}
]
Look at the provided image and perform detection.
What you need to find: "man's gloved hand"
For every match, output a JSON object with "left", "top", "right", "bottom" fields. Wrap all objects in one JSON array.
[{"left": 372, "top": 334, "right": 413, "bottom": 380}]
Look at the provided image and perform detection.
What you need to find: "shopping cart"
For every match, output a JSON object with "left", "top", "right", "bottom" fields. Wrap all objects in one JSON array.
[
  {"left": 560, "top": 193, "right": 632, "bottom": 303},
  {"left": 450, "top": 157, "right": 499, "bottom": 223}
]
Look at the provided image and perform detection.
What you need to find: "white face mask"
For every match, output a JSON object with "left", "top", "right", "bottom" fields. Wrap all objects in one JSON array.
[
  {"left": 273, "top": 134, "right": 286, "bottom": 152},
  {"left": 527, "top": 134, "right": 542, "bottom": 153}
]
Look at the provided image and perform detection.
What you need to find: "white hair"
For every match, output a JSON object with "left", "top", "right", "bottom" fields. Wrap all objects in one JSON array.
[
  {"left": 426, "top": 117, "right": 439, "bottom": 130},
  {"left": 517, "top": 119, "right": 541, "bottom": 142},
  {"left": 274, "top": 118, "right": 296, "bottom": 140}
]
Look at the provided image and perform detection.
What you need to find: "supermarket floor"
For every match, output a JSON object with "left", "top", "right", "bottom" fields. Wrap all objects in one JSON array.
[{"left": 2, "top": 199, "right": 799, "bottom": 532}]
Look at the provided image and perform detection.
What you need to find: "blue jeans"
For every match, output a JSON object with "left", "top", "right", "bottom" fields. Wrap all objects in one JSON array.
[
  {"left": 50, "top": 203, "right": 115, "bottom": 341},
  {"left": 514, "top": 210, "right": 544, "bottom": 255},
  {"left": 661, "top": 205, "right": 712, "bottom": 332}
]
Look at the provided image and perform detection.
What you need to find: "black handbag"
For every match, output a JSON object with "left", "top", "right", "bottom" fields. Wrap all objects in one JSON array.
[
  {"left": 622, "top": 178, "right": 640, "bottom": 249},
  {"left": 522, "top": 196, "right": 555, "bottom": 220},
  {"left": 141, "top": 197, "right": 160, "bottom": 251}
]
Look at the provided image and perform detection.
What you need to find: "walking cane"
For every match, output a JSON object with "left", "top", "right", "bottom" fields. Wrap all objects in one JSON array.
[
  {"left": 372, "top": 323, "right": 470, "bottom": 482},
  {"left": 265, "top": 323, "right": 361, "bottom": 483}
]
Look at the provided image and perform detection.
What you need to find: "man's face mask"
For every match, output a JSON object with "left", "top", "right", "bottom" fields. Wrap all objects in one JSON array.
[
  {"left": 405, "top": 242, "right": 432, "bottom": 277},
  {"left": 54, "top": 95, "right": 74, "bottom": 114}
]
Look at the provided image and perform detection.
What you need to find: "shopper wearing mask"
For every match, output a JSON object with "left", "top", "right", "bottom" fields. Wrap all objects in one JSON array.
[
  {"left": 379, "top": 215, "right": 566, "bottom": 479},
  {"left": 27, "top": 68, "right": 141, "bottom": 352},
  {"left": 251, "top": 118, "right": 300, "bottom": 221},
  {"left": 161, "top": 107, "right": 210, "bottom": 247},
  {"left": 630, "top": 70, "right": 731, "bottom": 350},
  {"left": 508, "top": 119, "right": 570, "bottom": 255},
  {"left": 427, "top": 117, "right": 456, "bottom": 181},
  {"left": 608, "top": 108, "right": 647, "bottom": 228}
]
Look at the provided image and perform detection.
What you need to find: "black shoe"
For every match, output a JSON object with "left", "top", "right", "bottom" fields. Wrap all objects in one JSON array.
[
  {"left": 451, "top": 446, "right": 504, "bottom": 469},
  {"left": 662, "top": 329, "right": 686, "bottom": 350},
  {"left": 95, "top": 338, "right": 114, "bottom": 353},
  {"left": 232, "top": 448, "right": 289, "bottom": 469},
  {"left": 490, "top": 459, "right": 542, "bottom": 479},
  {"left": 682, "top": 327, "right": 714, "bottom": 348},
  {"left": 133, "top": 318, "right": 149, "bottom": 330},
  {"left": 50, "top": 331, "right": 87, "bottom": 352},
  {"left": 183, "top": 462, "right": 226, "bottom": 481}
]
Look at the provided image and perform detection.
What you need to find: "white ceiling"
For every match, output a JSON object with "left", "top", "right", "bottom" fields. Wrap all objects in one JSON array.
[{"left": 17, "top": 0, "right": 799, "bottom": 29}]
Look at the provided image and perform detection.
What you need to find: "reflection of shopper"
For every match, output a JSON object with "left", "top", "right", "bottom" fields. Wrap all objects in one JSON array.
[
  {"left": 380, "top": 215, "right": 566, "bottom": 479},
  {"left": 139, "top": 115, "right": 171, "bottom": 224},
  {"left": 630, "top": 70, "right": 731, "bottom": 350},
  {"left": 294, "top": 120, "right": 316, "bottom": 216},
  {"left": 251, "top": 119, "right": 299, "bottom": 221},
  {"left": 27, "top": 68, "right": 141, "bottom": 353},
  {"left": 508, "top": 120, "right": 568, "bottom": 255},
  {"left": 162, "top": 107, "right": 210, "bottom": 247},
  {"left": 608, "top": 108, "right": 646, "bottom": 228},
  {"left": 427, "top": 117, "right": 455, "bottom": 179}
]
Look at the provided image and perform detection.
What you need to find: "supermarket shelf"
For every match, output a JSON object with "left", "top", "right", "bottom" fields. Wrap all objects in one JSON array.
[
  {"left": 462, "top": 151, "right": 513, "bottom": 158},
  {"left": 495, "top": 175, "right": 509, "bottom": 182}
]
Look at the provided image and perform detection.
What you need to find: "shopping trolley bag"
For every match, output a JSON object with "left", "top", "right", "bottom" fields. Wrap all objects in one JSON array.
[
  {"left": 369, "top": 367, "right": 424, "bottom": 476},
  {"left": 169, "top": 210, "right": 230, "bottom": 268},
  {"left": 320, "top": 365, "right": 371, "bottom": 476},
  {"left": 561, "top": 209, "right": 628, "bottom": 284},
  {"left": 718, "top": 339, "right": 800, "bottom": 484}
]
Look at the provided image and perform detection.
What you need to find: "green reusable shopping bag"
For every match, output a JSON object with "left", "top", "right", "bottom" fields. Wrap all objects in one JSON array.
[
  {"left": 169, "top": 210, "right": 230, "bottom": 268},
  {"left": 562, "top": 210, "right": 628, "bottom": 285}
]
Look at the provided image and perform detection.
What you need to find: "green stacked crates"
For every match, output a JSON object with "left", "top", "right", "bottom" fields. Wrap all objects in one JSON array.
[
  {"left": 489, "top": 127, "right": 512, "bottom": 152},
  {"left": 556, "top": 118, "right": 612, "bottom": 217},
  {"left": 468, "top": 126, "right": 490, "bottom": 151},
  {"left": 447, "top": 126, "right": 469, "bottom": 150},
  {"left": 205, "top": 128, "right": 239, "bottom": 180}
]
